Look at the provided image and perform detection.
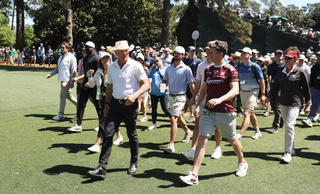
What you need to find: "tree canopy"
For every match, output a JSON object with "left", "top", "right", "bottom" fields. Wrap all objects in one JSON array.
[{"left": 0, "top": 12, "right": 15, "bottom": 47}]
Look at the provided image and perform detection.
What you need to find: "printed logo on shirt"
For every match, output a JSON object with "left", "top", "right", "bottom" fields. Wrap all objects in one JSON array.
[
  {"left": 220, "top": 72, "right": 225, "bottom": 76},
  {"left": 206, "top": 77, "right": 223, "bottom": 84},
  {"left": 214, "top": 70, "right": 219, "bottom": 76}
]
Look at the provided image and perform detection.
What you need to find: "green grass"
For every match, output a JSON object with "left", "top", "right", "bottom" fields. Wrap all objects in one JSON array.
[{"left": 0, "top": 65, "right": 320, "bottom": 193}]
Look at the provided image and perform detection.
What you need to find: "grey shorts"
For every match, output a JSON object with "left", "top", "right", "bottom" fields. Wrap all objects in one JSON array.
[
  {"left": 199, "top": 110, "right": 237, "bottom": 140},
  {"left": 169, "top": 94, "right": 186, "bottom": 117}
]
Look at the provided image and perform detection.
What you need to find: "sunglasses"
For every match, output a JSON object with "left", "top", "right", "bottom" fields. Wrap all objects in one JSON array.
[
  {"left": 60, "top": 47, "right": 66, "bottom": 49},
  {"left": 156, "top": 60, "right": 159, "bottom": 62},
  {"left": 214, "top": 41, "right": 222, "bottom": 50},
  {"left": 233, "top": 58, "right": 239, "bottom": 60},
  {"left": 284, "top": 57, "right": 294, "bottom": 60}
]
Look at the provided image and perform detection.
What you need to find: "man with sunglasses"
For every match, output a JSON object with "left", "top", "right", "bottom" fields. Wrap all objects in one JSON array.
[
  {"left": 267, "top": 49, "right": 285, "bottom": 133},
  {"left": 302, "top": 51, "right": 320, "bottom": 127},
  {"left": 179, "top": 40, "right": 248, "bottom": 186},
  {"left": 162, "top": 47, "right": 173, "bottom": 67},
  {"left": 68, "top": 41, "right": 103, "bottom": 132},
  {"left": 46, "top": 41, "right": 77, "bottom": 121}
]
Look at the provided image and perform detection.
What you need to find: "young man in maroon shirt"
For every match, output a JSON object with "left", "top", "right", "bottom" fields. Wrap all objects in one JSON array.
[{"left": 179, "top": 40, "right": 248, "bottom": 186}]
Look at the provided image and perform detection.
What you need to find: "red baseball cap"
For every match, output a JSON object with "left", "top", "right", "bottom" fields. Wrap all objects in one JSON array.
[{"left": 284, "top": 51, "right": 298, "bottom": 59}]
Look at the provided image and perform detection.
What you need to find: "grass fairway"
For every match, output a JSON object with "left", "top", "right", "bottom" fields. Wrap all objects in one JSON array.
[{"left": 0, "top": 65, "right": 319, "bottom": 193}]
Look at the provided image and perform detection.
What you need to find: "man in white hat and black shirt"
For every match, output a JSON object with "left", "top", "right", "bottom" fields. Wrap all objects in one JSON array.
[
  {"left": 68, "top": 41, "right": 103, "bottom": 132},
  {"left": 87, "top": 40, "right": 149, "bottom": 179}
]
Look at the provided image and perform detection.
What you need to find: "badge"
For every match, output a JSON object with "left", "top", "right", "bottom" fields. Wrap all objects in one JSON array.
[
  {"left": 202, "top": 109, "right": 210, "bottom": 117},
  {"left": 86, "top": 71, "right": 90, "bottom": 77},
  {"left": 240, "top": 80, "right": 246, "bottom": 85},
  {"left": 172, "top": 96, "right": 177, "bottom": 102}
]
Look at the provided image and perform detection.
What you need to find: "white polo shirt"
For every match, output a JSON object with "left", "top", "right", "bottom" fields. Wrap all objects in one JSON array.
[{"left": 107, "top": 57, "right": 147, "bottom": 99}]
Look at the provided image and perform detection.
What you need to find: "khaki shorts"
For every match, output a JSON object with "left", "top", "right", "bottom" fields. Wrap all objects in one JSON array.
[
  {"left": 240, "top": 89, "right": 259, "bottom": 110},
  {"left": 169, "top": 94, "right": 186, "bottom": 117},
  {"left": 199, "top": 110, "right": 237, "bottom": 140}
]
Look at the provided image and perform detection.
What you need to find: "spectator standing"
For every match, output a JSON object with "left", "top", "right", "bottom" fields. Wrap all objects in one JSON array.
[
  {"left": 162, "top": 47, "right": 173, "bottom": 67},
  {"left": 47, "top": 45, "right": 53, "bottom": 67},
  {"left": 38, "top": 43, "right": 45, "bottom": 67}
]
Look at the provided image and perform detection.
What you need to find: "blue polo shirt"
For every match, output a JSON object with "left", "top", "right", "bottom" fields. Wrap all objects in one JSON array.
[
  {"left": 148, "top": 67, "right": 169, "bottom": 96},
  {"left": 183, "top": 57, "right": 202, "bottom": 79},
  {"left": 237, "top": 61, "right": 263, "bottom": 91},
  {"left": 163, "top": 62, "right": 195, "bottom": 95}
]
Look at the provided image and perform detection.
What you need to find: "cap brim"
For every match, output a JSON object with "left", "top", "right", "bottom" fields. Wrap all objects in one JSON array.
[{"left": 110, "top": 45, "right": 134, "bottom": 53}]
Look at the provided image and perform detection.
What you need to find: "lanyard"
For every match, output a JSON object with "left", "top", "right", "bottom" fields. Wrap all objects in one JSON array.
[{"left": 57, "top": 54, "right": 66, "bottom": 71}]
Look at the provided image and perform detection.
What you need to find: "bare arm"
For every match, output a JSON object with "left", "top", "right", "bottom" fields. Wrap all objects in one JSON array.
[
  {"left": 124, "top": 78, "right": 149, "bottom": 106},
  {"left": 259, "top": 78, "right": 266, "bottom": 104}
]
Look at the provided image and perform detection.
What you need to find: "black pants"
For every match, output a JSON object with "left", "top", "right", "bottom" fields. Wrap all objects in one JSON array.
[
  {"left": 99, "top": 97, "right": 139, "bottom": 170},
  {"left": 47, "top": 56, "right": 52, "bottom": 67},
  {"left": 270, "top": 93, "right": 283, "bottom": 129},
  {"left": 150, "top": 94, "right": 171, "bottom": 124},
  {"left": 76, "top": 86, "right": 103, "bottom": 129}
]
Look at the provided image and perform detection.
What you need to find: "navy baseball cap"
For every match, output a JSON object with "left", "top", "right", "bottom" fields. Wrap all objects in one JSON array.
[{"left": 197, "top": 47, "right": 204, "bottom": 52}]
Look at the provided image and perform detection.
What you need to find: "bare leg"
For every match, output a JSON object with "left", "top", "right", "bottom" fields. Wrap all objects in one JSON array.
[
  {"left": 250, "top": 110, "right": 259, "bottom": 129},
  {"left": 192, "top": 136, "right": 209, "bottom": 176},
  {"left": 115, "top": 131, "right": 121, "bottom": 138},
  {"left": 215, "top": 128, "right": 222, "bottom": 147},
  {"left": 240, "top": 108, "right": 252, "bottom": 134},
  {"left": 191, "top": 115, "right": 200, "bottom": 149},
  {"left": 177, "top": 114, "right": 190, "bottom": 133},
  {"left": 169, "top": 115, "right": 179, "bottom": 145},
  {"left": 228, "top": 138, "right": 244, "bottom": 163},
  {"left": 94, "top": 137, "right": 102, "bottom": 146}
]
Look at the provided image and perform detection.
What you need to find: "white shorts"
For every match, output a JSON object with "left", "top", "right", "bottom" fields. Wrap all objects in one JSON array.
[
  {"left": 240, "top": 89, "right": 259, "bottom": 110},
  {"left": 169, "top": 94, "right": 186, "bottom": 117},
  {"left": 199, "top": 110, "right": 237, "bottom": 140}
]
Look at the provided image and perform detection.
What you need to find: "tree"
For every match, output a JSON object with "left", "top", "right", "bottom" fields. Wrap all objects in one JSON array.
[
  {"left": 24, "top": 25, "right": 35, "bottom": 48},
  {"left": 261, "top": 0, "right": 283, "bottom": 16},
  {"left": 161, "top": 0, "right": 170, "bottom": 47},
  {"left": 0, "top": 12, "right": 15, "bottom": 47},
  {"left": 302, "top": 3, "right": 320, "bottom": 31},
  {"left": 16, "top": 0, "right": 24, "bottom": 50},
  {"left": 64, "top": 0, "right": 72, "bottom": 45},
  {"left": 248, "top": 0, "right": 261, "bottom": 14}
]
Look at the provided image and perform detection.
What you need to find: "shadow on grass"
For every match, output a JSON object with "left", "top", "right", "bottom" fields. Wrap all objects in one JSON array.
[
  {"left": 0, "top": 65, "right": 53, "bottom": 72},
  {"left": 223, "top": 151, "right": 282, "bottom": 162},
  {"left": 43, "top": 164, "right": 127, "bottom": 184},
  {"left": 48, "top": 143, "right": 94, "bottom": 153},
  {"left": 305, "top": 135, "right": 320, "bottom": 141},
  {"left": 133, "top": 168, "right": 233, "bottom": 188},
  {"left": 25, "top": 113, "right": 97, "bottom": 122},
  {"left": 119, "top": 141, "right": 169, "bottom": 150},
  {"left": 294, "top": 148, "right": 320, "bottom": 165},
  {"left": 38, "top": 127, "right": 93, "bottom": 135}
]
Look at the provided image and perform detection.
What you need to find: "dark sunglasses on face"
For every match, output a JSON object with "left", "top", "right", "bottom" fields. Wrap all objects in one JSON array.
[
  {"left": 156, "top": 60, "right": 159, "bottom": 62},
  {"left": 233, "top": 58, "right": 239, "bottom": 60},
  {"left": 285, "top": 57, "right": 294, "bottom": 60}
]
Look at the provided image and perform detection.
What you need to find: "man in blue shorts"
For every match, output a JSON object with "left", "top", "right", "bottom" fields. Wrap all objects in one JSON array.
[{"left": 179, "top": 40, "right": 248, "bottom": 186}]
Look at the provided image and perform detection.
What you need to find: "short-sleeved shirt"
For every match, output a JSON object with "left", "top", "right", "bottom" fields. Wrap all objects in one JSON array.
[
  {"left": 162, "top": 55, "right": 173, "bottom": 67},
  {"left": 204, "top": 63, "right": 238, "bottom": 113},
  {"left": 237, "top": 61, "right": 264, "bottom": 91},
  {"left": 148, "top": 67, "right": 169, "bottom": 96},
  {"left": 145, "top": 56, "right": 155, "bottom": 67},
  {"left": 107, "top": 57, "right": 147, "bottom": 99},
  {"left": 183, "top": 57, "right": 202, "bottom": 79},
  {"left": 163, "top": 62, "right": 195, "bottom": 95},
  {"left": 267, "top": 61, "right": 286, "bottom": 83},
  {"left": 8, "top": 50, "right": 14, "bottom": 57},
  {"left": 83, "top": 52, "right": 100, "bottom": 84},
  {"left": 196, "top": 59, "right": 214, "bottom": 89}
]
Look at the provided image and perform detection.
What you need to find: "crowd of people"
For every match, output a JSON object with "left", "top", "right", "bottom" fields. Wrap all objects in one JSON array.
[{"left": 41, "top": 38, "right": 320, "bottom": 186}]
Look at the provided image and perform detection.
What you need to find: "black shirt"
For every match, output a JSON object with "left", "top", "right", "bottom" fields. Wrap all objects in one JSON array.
[
  {"left": 310, "top": 63, "right": 320, "bottom": 89},
  {"left": 83, "top": 52, "right": 99, "bottom": 84},
  {"left": 267, "top": 61, "right": 286, "bottom": 83}
]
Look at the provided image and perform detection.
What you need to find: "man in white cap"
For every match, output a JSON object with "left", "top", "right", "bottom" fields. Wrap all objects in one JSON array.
[
  {"left": 250, "top": 49, "right": 258, "bottom": 63},
  {"left": 87, "top": 40, "right": 149, "bottom": 178},
  {"left": 160, "top": 46, "right": 194, "bottom": 153},
  {"left": 46, "top": 41, "right": 77, "bottom": 121},
  {"left": 236, "top": 47, "right": 265, "bottom": 140},
  {"left": 162, "top": 47, "right": 173, "bottom": 67},
  {"left": 38, "top": 43, "right": 45, "bottom": 67},
  {"left": 99, "top": 46, "right": 107, "bottom": 58},
  {"left": 296, "top": 54, "right": 311, "bottom": 82},
  {"left": 68, "top": 41, "right": 103, "bottom": 132}
]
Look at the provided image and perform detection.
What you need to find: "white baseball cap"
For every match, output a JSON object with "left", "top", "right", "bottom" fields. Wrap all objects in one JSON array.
[
  {"left": 241, "top": 47, "right": 252, "bottom": 54},
  {"left": 174, "top": 46, "right": 185, "bottom": 54},
  {"left": 85, "top": 41, "right": 95, "bottom": 48},
  {"left": 136, "top": 53, "right": 145, "bottom": 61},
  {"left": 298, "top": 55, "right": 306, "bottom": 60}
]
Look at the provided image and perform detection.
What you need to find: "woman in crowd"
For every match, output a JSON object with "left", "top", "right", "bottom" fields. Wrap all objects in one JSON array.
[
  {"left": 266, "top": 46, "right": 311, "bottom": 163},
  {"left": 263, "top": 55, "right": 272, "bottom": 116},
  {"left": 136, "top": 53, "right": 148, "bottom": 122},
  {"left": 87, "top": 52, "right": 116, "bottom": 152},
  {"left": 146, "top": 57, "right": 171, "bottom": 130}
]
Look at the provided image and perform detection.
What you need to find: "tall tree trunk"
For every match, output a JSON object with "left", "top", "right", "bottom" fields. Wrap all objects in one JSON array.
[
  {"left": 11, "top": 0, "right": 15, "bottom": 30},
  {"left": 64, "top": 0, "right": 73, "bottom": 46},
  {"left": 161, "top": 0, "right": 170, "bottom": 47},
  {"left": 16, "top": 0, "right": 24, "bottom": 50}
]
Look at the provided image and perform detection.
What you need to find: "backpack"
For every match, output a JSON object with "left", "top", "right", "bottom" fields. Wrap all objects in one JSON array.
[{"left": 236, "top": 62, "right": 259, "bottom": 83}]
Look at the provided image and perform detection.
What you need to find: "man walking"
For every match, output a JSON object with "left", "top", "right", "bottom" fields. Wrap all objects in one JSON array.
[
  {"left": 236, "top": 47, "right": 265, "bottom": 140},
  {"left": 87, "top": 40, "right": 149, "bottom": 179},
  {"left": 47, "top": 45, "right": 53, "bottom": 67},
  {"left": 160, "top": 46, "right": 195, "bottom": 153},
  {"left": 179, "top": 40, "right": 248, "bottom": 186},
  {"left": 46, "top": 41, "right": 77, "bottom": 120}
]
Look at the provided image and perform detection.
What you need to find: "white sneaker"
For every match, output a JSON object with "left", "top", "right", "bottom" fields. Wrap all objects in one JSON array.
[
  {"left": 53, "top": 115, "right": 65, "bottom": 121},
  {"left": 251, "top": 131, "right": 262, "bottom": 139},
  {"left": 88, "top": 144, "right": 100, "bottom": 153},
  {"left": 282, "top": 152, "right": 292, "bottom": 163},
  {"left": 179, "top": 170, "right": 198, "bottom": 186},
  {"left": 181, "top": 148, "right": 195, "bottom": 161},
  {"left": 67, "top": 124, "right": 82, "bottom": 132},
  {"left": 269, "top": 128, "right": 278, "bottom": 134},
  {"left": 236, "top": 161, "right": 248, "bottom": 177},
  {"left": 210, "top": 147, "right": 222, "bottom": 159},
  {"left": 257, "top": 104, "right": 265, "bottom": 110},
  {"left": 181, "top": 130, "right": 193, "bottom": 143},
  {"left": 235, "top": 133, "right": 242, "bottom": 141},
  {"left": 148, "top": 124, "right": 157, "bottom": 130},
  {"left": 164, "top": 144, "right": 175, "bottom": 153},
  {"left": 140, "top": 117, "right": 148, "bottom": 122},
  {"left": 94, "top": 126, "right": 99, "bottom": 131},
  {"left": 113, "top": 136, "right": 123, "bottom": 145}
]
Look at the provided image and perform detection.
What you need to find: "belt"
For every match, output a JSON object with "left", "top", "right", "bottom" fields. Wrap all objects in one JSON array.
[
  {"left": 169, "top": 93, "right": 185, "bottom": 97},
  {"left": 113, "top": 98, "right": 126, "bottom": 104},
  {"left": 241, "top": 88, "right": 258, "bottom": 92}
]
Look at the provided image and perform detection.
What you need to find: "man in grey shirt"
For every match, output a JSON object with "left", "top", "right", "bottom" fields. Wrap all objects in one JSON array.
[
  {"left": 160, "top": 46, "right": 195, "bottom": 153},
  {"left": 46, "top": 41, "right": 77, "bottom": 120}
]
